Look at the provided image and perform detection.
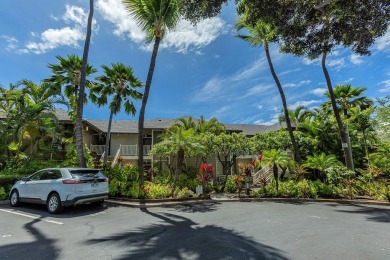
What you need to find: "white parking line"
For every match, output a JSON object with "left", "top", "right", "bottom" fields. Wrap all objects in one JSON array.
[{"left": 0, "top": 209, "right": 64, "bottom": 225}]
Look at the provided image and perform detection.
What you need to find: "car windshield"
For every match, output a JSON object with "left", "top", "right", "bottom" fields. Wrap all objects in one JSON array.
[{"left": 69, "top": 169, "right": 105, "bottom": 179}]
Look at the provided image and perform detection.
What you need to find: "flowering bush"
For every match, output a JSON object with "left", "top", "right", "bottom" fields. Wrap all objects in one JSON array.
[{"left": 197, "top": 163, "right": 214, "bottom": 192}]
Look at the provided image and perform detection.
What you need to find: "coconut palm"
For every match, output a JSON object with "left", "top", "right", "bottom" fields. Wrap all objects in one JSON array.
[
  {"left": 261, "top": 149, "right": 292, "bottom": 191},
  {"left": 93, "top": 63, "right": 143, "bottom": 164},
  {"left": 235, "top": 15, "right": 301, "bottom": 164},
  {"left": 122, "top": 0, "right": 180, "bottom": 195}
]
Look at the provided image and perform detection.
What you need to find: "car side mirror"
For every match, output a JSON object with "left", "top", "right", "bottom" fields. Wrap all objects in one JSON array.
[{"left": 21, "top": 177, "right": 30, "bottom": 182}]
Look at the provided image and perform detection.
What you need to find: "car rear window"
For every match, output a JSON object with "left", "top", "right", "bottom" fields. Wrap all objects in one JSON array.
[{"left": 69, "top": 169, "right": 105, "bottom": 179}]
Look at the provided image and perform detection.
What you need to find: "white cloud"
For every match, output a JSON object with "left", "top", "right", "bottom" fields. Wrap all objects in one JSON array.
[
  {"left": 25, "top": 27, "right": 84, "bottom": 54},
  {"left": 290, "top": 100, "right": 321, "bottom": 110},
  {"left": 63, "top": 5, "right": 89, "bottom": 27},
  {"left": 96, "top": 0, "right": 145, "bottom": 42},
  {"left": 375, "top": 30, "right": 390, "bottom": 52},
  {"left": 17, "top": 4, "right": 98, "bottom": 54},
  {"left": 284, "top": 80, "right": 311, "bottom": 88},
  {"left": 192, "top": 59, "right": 268, "bottom": 103},
  {"left": 96, "top": 0, "right": 227, "bottom": 53},
  {"left": 350, "top": 53, "right": 363, "bottom": 65},
  {"left": 254, "top": 113, "right": 279, "bottom": 126},
  {"left": 310, "top": 88, "right": 327, "bottom": 96},
  {"left": 1, "top": 35, "right": 19, "bottom": 51},
  {"left": 327, "top": 58, "right": 346, "bottom": 69},
  {"left": 302, "top": 57, "right": 320, "bottom": 65},
  {"left": 378, "top": 79, "right": 390, "bottom": 92}
]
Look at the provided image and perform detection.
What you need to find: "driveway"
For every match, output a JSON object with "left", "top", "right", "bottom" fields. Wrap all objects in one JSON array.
[{"left": 0, "top": 201, "right": 389, "bottom": 259}]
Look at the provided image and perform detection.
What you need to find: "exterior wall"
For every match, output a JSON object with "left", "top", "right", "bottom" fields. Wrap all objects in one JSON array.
[{"left": 110, "top": 133, "right": 138, "bottom": 156}]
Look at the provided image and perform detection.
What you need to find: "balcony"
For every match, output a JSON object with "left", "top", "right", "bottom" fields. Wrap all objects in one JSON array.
[{"left": 90, "top": 144, "right": 151, "bottom": 156}]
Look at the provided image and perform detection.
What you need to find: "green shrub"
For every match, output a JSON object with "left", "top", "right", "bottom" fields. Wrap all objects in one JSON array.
[
  {"left": 176, "top": 187, "right": 196, "bottom": 199},
  {"left": 0, "top": 187, "right": 7, "bottom": 200},
  {"left": 177, "top": 174, "right": 199, "bottom": 191},
  {"left": 1, "top": 159, "right": 60, "bottom": 176},
  {"left": 126, "top": 181, "right": 142, "bottom": 199},
  {"left": 0, "top": 175, "right": 22, "bottom": 194},
  {"left": 104, "top": 165, "right": 139, "bottom": 197},
  {"left": 225, "top": 176, "right": 236, "bottom": 193},
  {"left": 325, "top": 166, "right": 355, "bottom": 186},
  {"left": 154, "top": 169, "right": 173, "bottom": 185},
  {"left": 144, "top": 181, "right": 172, "bottom": 199}
]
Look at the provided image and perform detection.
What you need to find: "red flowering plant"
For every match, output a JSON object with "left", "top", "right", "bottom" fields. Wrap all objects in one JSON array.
[{"left": 197, "top": 163, "right": 214, "bottom": 192}]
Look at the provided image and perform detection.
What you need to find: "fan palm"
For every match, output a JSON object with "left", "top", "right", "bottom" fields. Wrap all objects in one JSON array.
[
  {"left": 122, "top": 0, "right": 180, "bottom": 195},
  {"left": 93, "top": 63, "right": 143, "bottom": 164},
  {"left": 235, "top": 15, "right": 301, "bottom": 164},
  {"left": 279, "top": 105, "right": 312, "bottom": 130},
  {"left": 325, "top": 84, "right": 373, "bottom": 119}
]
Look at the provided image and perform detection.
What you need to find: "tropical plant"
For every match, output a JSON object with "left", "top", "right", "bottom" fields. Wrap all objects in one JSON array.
[
  {"left": 235, "top": 13, "right": 301, "bottom": 164},
  {"left": 238, "top": 0, "right": 389, "bottom": 171},
  {"left": 93, "top": 63, "right": 143, "bottom": 164},
  {"left": 261, "top": 149, "right": 292, "bottom": 191},
  {"left": 303, "top": 153, "right": 343, "bottom": 181},
  {"left": 205, "top": 132, "right": 250, "bottom": 192},
  {"left": 122, "top": 0, "right": 180, "bottom": 197}
]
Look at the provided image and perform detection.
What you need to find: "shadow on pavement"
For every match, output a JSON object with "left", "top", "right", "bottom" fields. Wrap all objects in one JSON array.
[
  {"left": 0, "top": 218, "right": 60, "bottom": 259},
  {"left": 84, "top": 207, "right": 290, "bottom": 260},
  {"left": 331, "top": 203, "right": 390, "bottom": 223},
  {"left": 164, "top": 201, "right": 220, "bottom": 213}
]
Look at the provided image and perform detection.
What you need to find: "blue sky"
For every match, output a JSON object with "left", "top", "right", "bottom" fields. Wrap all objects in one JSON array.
[{"left": 1, "top": 0, "right": 389, "bottom": 125}]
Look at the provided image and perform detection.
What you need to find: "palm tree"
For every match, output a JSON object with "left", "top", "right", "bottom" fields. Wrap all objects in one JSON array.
[
  {"left": 235, "top": 15, "right": 301, "bottom": 164},
  {"left": 44, "top": 55, "right": 97, "bottom": 120},
  {"left": 75, "top": 0, "right": 95, "bottom": 167},
  {"left": 261, "top": 149, "right": 292, "bottom": 191},
  {"left": 161, "top": 125, "right": 200, "bottom": 197},
  {"left": 279, "top": 105, "right": 311, "bottom": 130},
  {"left": 122, "top": 0, "right": 180, "bottom": 195},
  {"left": 303, "top": 153, "right": 342, "bottom": 181},
  {"left": 325, "top": 84, "right": 373, "bottom": 119},
  {"left": 93, "top": 63, "right": 143, "bottom": 164}
]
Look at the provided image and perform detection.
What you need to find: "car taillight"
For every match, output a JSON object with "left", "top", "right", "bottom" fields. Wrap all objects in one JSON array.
[{"left": 62, "top": 180, "right": 86, "bottom": 184}]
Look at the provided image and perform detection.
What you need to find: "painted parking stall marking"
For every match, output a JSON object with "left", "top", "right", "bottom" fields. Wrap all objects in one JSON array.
[{"left": 0, "top": 208, "right": 64, "bottom": 225}]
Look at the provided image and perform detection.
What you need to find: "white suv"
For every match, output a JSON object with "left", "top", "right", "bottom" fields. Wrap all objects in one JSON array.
[{"left": 9, "top": 168, "right": 109, "bottom": 214}]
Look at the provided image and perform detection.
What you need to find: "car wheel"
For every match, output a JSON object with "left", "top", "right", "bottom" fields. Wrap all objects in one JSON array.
[
  {"left": 10, "top": 190, "right": 20, "bottom": 207},
  {"left": 47, "top": 193, "right": 64, "bottom": 214}
]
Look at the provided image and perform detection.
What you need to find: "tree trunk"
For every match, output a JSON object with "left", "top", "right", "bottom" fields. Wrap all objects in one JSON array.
[
  {"left": 103, "top": 111, "right": 113, "bottom": 164},
  {"left": 137, "top": 37, "right": 161, "bottom": 198},
  {"left": 273, "top": 163, "right": 279, "bottom": 191},
  {"left": 171, "top": 148, "right": 184, "bottom": 197},
  {"left": 321, "top": 52, "right": 354, "bottom": 170},
  {"left": 75, "top": 0, "right": 94, "bottom": 168},
  {"left": 264, "top": 41, "right": 301, "bottom": 164}
]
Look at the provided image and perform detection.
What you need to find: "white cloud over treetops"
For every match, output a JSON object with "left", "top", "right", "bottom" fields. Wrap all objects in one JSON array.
[{"left": 96, "top": 0, "right": 227, "bottom": 53}]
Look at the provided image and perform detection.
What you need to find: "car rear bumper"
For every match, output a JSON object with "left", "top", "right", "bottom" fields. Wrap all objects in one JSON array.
[{"left": 62, "top": 193, "right": 108, "bottom": 206}]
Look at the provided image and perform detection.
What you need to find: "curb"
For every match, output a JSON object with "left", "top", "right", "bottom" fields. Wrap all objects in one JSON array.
[
  {"left": 0, "top": 200, "right": 9, "bottom": 205},
  {"left": 105, "top": 197, "right": 390, "bottom": 208}
]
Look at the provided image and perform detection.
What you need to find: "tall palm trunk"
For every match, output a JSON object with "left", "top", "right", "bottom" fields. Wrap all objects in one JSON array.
[
  {"left": 321, "top": 52, "right": 354, "bottom": 170},
  {"left": 75, "top": 0, "right": 94, "bottom": 167},
  {"left": 138, "top": 37, "right": 161, "bottom": 198},
  {"left": 264, "top": 41, "right": 301, "bottom": 164},
  {"left": 273, "top": 163, "right": 279, "bottom": 191},
  {"left": 103, "top": 111, "right": 114, "bottom": 164}
]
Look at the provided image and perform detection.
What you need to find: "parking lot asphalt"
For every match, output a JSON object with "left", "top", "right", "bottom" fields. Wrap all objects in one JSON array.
[{"left": 1, "top": 199, "right": 389, "bottom": 260}]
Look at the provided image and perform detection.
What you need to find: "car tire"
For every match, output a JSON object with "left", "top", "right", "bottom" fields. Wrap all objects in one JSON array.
[
  {"left": 10, "top": 190, "right": 20, "bottom": 207},
  {"left": 47, "top": 193, "right": 64, "bottom": 214}
]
